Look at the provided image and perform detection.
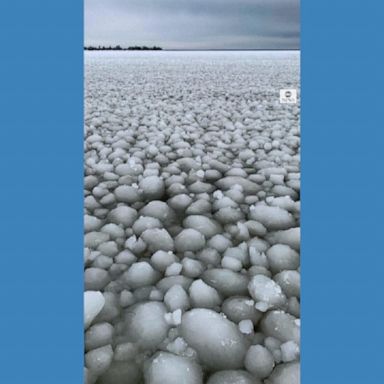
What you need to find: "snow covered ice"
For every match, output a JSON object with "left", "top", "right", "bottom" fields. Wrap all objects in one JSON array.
[{"left": 84, "top": 50, "right": 300, "bottom": 384}]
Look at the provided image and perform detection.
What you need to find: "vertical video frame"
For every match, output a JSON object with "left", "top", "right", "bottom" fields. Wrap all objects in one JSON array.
[{"left": 84, "top": 1, "right": 300, "bottom": 383}]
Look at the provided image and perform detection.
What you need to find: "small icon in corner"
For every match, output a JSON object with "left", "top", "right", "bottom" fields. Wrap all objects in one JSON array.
[{"left": 280, "top": 89, "right": 297, "bottom": 104}]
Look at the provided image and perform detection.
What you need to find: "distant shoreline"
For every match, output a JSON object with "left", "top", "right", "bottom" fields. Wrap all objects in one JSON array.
[{"left": 84, "top": 46, "right": 162, "bottom": 51}]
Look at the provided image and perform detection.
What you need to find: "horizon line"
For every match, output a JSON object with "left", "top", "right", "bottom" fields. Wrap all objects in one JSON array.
[
  {"left": 165, "top": 48, "right": 300, "bottom": 51},
  {"left": 84, "top": 47, "right": 300, "bottom": 52}
]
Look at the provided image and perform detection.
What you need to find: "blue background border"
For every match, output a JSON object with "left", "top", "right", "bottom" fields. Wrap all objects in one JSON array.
[
  {"left": 302, "top": 1, "right": 383, "bottom": 383},
  {"left": 0, "top": 0, "right": 383, "bottom": 383},
  {"left": 0, "top": 1, "right": 83, "bottom": 383}
]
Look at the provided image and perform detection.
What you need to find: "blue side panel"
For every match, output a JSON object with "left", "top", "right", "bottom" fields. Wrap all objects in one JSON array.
[
  {"left": 0, "top": 2, "right": 83, "bottom": 383},
  {"left": 302, "top": 1, "right": 383, "bottom": 383}
]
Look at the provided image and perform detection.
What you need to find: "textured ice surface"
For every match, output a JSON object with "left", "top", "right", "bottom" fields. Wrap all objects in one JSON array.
[
  {"left": 124, "top": 302, "right": 170, "bottom": 349},
  {"left": 222, "top": 296, "right": 261, "bottom": 325},
  {"left": 189, "top": 279, "right": 222, "bottom": 309},
  {"left": 144, "top": 352, "right": 203, "bottom": 384},
  {"left": 267, "top": 362, "right": 300, "bottom": 384},
  {"left": 84, "top": 51, "right": 300, "bottom": 384},
  {"left": 207, "top": 370, "right": 261, "bottom": 384},
  {"left": 244, "top": 345, "right": 275, "bottom": 378},
  {"left": 248, "top": 275, "right": 287, "bottom": 311},
  {"left": 181, "top": 308, "right": 250, "bottom": 370},
  {"left": 84, "top": 291, "right": 105, "bottom": 329}
]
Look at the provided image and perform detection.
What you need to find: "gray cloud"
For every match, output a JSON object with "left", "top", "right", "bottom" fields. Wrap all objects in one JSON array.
[{"left": 85, "top": 0, "right": 300, "bottom": 49}]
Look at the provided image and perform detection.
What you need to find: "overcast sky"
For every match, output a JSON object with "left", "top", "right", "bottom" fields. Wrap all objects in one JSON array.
[{"left": 85, "top": 0, "right": 300, "bottom": 50}]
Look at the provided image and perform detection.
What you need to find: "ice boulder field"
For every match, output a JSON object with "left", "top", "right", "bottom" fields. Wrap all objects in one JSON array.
[{"left": 84, "top": 51, "right": 300, "bottom": 384}]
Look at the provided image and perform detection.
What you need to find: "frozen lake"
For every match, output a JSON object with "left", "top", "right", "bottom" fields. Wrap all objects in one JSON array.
[
  {"left": 84, "top": 51, "right": 300, "bottom": 384},
  {"left": 85, "top": 51, "right": 300, "bottom": 108}
]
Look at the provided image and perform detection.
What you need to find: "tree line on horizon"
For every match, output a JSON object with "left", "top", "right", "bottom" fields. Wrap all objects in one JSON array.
[{"left": 84, "top": 45, "right": 162, "bottom": 51}]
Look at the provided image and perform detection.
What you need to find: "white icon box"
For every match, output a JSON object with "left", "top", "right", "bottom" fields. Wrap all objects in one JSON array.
[{"left": 280, "top": 89, "right": 297, "bottom": 104}]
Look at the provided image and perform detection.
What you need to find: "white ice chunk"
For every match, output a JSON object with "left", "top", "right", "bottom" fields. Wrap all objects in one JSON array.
[
  {"left": 244, "top": 344, "right": 275, "bottom": 378},
  {"left": 84, "top": 291, "right": 105, "bottom": 329},
  {"left": 144, "top": 351, "right": 203, "bottom": 384},
  {"left": 180, "top": 308, "right": 249, "bottom": 370},
  {"left": 238, "top": 319, "right": 254, "bottom": 334}
]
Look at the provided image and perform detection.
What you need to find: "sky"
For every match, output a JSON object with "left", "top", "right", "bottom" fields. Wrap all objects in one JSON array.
[{"left": 85, "top": 0, "right": 300, "bottom": 50}]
